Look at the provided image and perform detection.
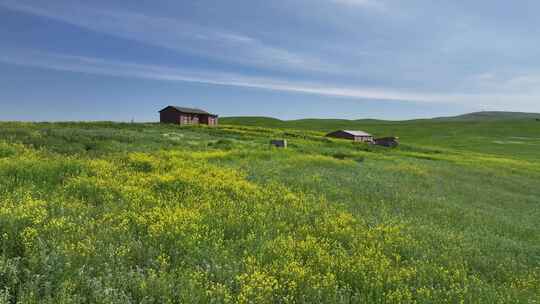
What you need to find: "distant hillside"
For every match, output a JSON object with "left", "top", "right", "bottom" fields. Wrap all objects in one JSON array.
[
  {"left": 222, "top": 111, "right": 540, "bottom": 130},
  {"left": 221, "top": 112, "right": 540, "bottom": 160},
  {"left": 220, "top": 117, "right": 388, "bottom": 130},
  {"left": 219, "top": 116, "right": 285, "bottom": 127},
  {"left": 433, "top": 111, "right": 540, "bottom": 121}
]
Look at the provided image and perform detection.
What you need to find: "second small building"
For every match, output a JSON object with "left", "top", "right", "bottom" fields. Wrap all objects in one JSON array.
[{"left": 326, "top": 130, "right": 373, "bottom": 142}]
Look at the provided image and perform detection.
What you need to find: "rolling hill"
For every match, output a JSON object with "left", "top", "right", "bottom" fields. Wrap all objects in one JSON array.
[
  {"left": 0, "top": 121, "right": 538, "bottom": 302},
  {"left": 221, "top": 112, "right": 540, "bottom": 160},
  {"left": 221, "top": 111, "right": 540, "bottom": 126},
  {"left": 433, "top": 111, "right": 540, "bottom": 121}
]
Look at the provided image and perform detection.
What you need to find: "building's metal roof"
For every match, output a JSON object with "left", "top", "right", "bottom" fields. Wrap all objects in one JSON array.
[
  {"left": 160, "top": 106, "right": 217, "bottom": 116},
  {"left": 342, "top": 130, "right": 372, "bottom": 137}
]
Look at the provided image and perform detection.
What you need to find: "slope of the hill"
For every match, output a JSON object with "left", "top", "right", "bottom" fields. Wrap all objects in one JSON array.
[
  {"left": 433, "top": 111, "right": 540, "bottom": 121},
  {"left": 221, "top": 115, "right": 540, "bottom": 160},
  {"left": 0, "top": 122, "right": 538, "bottom": 303}
]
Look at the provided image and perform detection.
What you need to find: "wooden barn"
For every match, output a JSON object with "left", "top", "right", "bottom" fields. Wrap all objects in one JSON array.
[
  {"left": 159, "top": 106, "right": 218, "bottom": 126},
  {"left": 326, "top": 130, "right": 374, "bottom": 142}
]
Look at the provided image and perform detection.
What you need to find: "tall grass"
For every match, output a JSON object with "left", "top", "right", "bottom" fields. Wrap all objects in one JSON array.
[{"left": 0, "top": 122, "right": 538, "bottom": 303}]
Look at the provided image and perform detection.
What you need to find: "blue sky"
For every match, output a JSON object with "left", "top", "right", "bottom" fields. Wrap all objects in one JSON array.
[{"left": 1, "top": 0, "right": 540, "bottom": 121}]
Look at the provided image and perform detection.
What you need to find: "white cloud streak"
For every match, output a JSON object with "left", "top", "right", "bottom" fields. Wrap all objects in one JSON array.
[
  {"left": 464, "top": 72, "right": 540, "bottom": 95},
  {"left": 331, "top": 0, "right": 385, "bottom": 10},
  {"left": 0, "top": 49, "right": 416, "bottom": 101},
  {"left": 1, "top": 48, "right": 539, "bottom": 111},
  {"left": 0, "top": 0, "right": 337, "bottom": 73}
]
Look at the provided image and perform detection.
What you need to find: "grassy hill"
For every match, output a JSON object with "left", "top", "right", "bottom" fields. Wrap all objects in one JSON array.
[
  {"left": 0, "top": 121, "right": 538, "bottom": 303},
  {"left": 433, "top": 111, "right": 540, "bottom": 121},
  {"left": 221, "top": 113, "right": 540, "bottom": 160},
  {"left": 215, "top": 116, "right": 286, "bottom": 127},
  {"left": 221, "top": 111, "right": 540, "bottom": 126}
]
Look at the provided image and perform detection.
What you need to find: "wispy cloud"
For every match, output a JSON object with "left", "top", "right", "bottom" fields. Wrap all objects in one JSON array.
[
  {"left": 0, "top": 48, "right": 428, "bottom": 101},
  {"left": 464, "top": 72, "right": 540, "bottom": 95},
  {"left": 2, "top": 48, "right": 539, "bottom": 110},
  {"left": 0, "top": 0, "right": 336, "bottom": 73},
  {"left": 331, "top": 0, "right": 385, "bottom": 10}
]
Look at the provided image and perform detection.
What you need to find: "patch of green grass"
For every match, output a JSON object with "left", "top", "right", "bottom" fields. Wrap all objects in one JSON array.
[
  {"left": 221, "top": 116, "right": 540, "bottom": 160},
  {"left": 0, "top": 121, "right": 538, "bottom": 303}
]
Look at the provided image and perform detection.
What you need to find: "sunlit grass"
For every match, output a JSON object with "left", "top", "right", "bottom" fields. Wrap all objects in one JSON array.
[{"left": 0, "top": 122, "right": 538, "bottom": 303}]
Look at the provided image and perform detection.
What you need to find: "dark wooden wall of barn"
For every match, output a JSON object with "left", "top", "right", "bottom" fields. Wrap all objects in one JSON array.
[
  {"left": 160, "top": 109, "right": 218, "bottom": 126},
  {"left": 160, "top": 109, "right": 181, "bottom": 124}
]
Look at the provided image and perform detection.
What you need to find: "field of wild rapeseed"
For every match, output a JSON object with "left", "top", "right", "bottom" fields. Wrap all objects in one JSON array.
[{"left": 0, "top": 122, "right": 539, "bottom": 303}]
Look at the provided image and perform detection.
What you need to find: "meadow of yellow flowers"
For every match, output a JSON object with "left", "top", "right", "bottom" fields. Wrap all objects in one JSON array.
[{"left": 0, "top": 122, "right": 538, "bottom": 303}]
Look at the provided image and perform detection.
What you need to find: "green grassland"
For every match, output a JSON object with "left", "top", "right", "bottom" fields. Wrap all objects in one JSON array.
[
  {"left": 0, "top": 119, "right": 539, "bottom": 303},
  {"left": 222, "top": 112, "right": 540, "bottom": 161}
]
